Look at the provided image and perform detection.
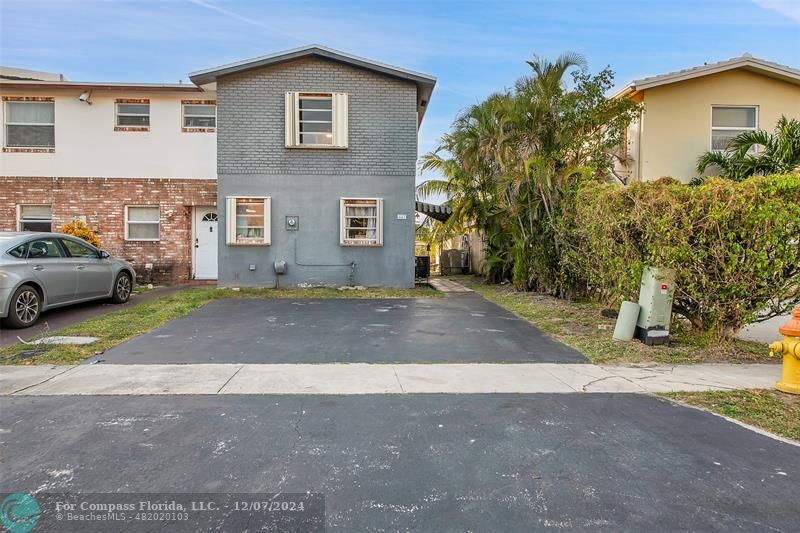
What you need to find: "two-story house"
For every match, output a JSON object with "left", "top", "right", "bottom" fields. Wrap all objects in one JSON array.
[
  {"left": 614, "top": 54, "right": 800, "bottom": 183},
  {"left": 190, "top": 46, "right": 435, "bottom": 288},
  {"left": 0, "top": 46, "right": 436, "bottom": 287},
  {"left": 0, "top": 66, "right": 218, "bottom": 282}
]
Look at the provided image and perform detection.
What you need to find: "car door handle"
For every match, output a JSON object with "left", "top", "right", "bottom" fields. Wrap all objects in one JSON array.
[
  {"left": 33, "top": 265, "right": 44, "bottom": 271},
  {"left": 76, "top": 265, "right": 86, "bottom": 270}
]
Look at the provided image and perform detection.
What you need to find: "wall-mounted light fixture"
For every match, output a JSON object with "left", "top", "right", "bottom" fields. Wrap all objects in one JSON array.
[{"left": 78, "top": 91, "right": 92, "bottom": 105}]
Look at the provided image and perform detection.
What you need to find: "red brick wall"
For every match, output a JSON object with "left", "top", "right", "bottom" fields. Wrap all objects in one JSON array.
[{"left": 0, "top": 176, "right": 217, "bottom": 283}]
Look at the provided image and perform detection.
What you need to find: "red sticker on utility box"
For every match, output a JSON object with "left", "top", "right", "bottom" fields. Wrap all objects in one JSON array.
[{"left": 660, "top": 283, "right": 668, "bottom": 294}]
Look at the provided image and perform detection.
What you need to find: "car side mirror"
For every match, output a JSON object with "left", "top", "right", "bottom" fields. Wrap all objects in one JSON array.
[{"left": 99, "top": 251, "right": 110, "bottom": 259}]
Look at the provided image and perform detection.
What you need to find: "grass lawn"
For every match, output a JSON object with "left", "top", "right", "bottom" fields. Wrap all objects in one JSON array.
[
  {"left": 451, "top": 276, "right": 774, "bottom": 365},
  {"left": 0, "top": 286, "right": 440, "bottom": 366},
  {"left": 662, "top": 389, "right": 800, "bottom": 442}
]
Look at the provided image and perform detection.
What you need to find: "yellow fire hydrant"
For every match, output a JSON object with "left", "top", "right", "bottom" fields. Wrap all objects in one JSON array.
[{"left": 769, "top": 307, "right": 800, "bottom": 395}]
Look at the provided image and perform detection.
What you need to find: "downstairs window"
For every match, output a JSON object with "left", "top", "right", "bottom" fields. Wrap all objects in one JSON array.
[
  {"left": 340, "top": 198, "right": 383, "bottom": 246},
  {"left": 225, "top": 197, "right": 271, "bottom": 245}
]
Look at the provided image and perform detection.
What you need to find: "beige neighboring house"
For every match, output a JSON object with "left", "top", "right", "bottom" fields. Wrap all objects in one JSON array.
[{"left": 614, "top": 54, "right": 800, "bottom": 184}]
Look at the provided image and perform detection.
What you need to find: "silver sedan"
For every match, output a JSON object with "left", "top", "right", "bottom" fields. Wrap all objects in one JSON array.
[{"left": 0, "top": 232, "right": 136, "bottom": 328}]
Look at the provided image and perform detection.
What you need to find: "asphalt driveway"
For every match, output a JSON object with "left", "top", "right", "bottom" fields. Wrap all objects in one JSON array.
[
  {"left": 1, "top": 394, "right": 796, "bottom": 532},
  {"left": 96, "top": 294, "right": 587, "bottom": 364}
]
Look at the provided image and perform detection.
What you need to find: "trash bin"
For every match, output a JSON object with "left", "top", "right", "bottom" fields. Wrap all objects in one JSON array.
[
  {"left": 415, "top": 256, "right": 430, "bottom": 279},
  {"left": 613, "top": 301, "right": 641, "bottom": 341}
]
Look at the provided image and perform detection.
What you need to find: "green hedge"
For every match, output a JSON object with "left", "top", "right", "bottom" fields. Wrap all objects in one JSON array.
[{"left": 564, "top": 175, "right": 800, "bottom": 339}]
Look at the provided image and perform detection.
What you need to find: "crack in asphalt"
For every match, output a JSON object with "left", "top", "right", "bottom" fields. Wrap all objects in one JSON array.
[{"left": 275, "top": 398, "right": 306, "bottom": 492}]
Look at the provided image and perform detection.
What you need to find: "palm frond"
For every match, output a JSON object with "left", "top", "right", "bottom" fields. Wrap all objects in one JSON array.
[
  {"left": 697, "top": 150, "right": 731, "bottom": 175},
  {"left": 415, "top": 179, "right": 452, "bottom": 200}
]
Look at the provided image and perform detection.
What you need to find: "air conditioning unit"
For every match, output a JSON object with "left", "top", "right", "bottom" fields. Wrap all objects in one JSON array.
[{"left": 635, "top": 266, "right": 676, "bottom": 346}]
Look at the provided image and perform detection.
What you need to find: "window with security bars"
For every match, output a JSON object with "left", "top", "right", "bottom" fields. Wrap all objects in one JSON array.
[
  {"left": 340, "top": 198, "right": 383, "bottom": 246},
  {"left": 285, "top": 92, "right": 348, "bottom": 148}
]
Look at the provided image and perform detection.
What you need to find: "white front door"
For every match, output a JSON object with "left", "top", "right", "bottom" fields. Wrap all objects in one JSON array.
[{"left": 194, "top": 207, "right": 218, "bottom": 279}]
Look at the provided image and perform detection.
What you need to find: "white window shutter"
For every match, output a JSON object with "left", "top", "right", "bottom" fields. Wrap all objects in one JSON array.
[
  {"left": 263, "top": 197, "right": 272, "bottom": 246},
  {"left": 285, "top": 92, "right": 297, "bottom": 147},
  {"left": 377, "top": 198, "right": 384, "bottom": 246},
  {"left": 332, "top": 93, "right": 349, "bottom": 148},
  {"left": 225, "top": 197, "right": 237, "bottom": 245},
  {"left": 339, "top": 198, "right": 346, "bottom": 245}
]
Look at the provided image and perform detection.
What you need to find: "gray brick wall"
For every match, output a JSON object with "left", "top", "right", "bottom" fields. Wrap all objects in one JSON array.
[{"left": 217, "top": 57, "right": 418, "bottom": 176}]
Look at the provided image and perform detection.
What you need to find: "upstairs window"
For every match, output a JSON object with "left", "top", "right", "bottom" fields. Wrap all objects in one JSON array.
[
  {"left": 285, "top": 92, "right": 348, "bottom": 148},
  {"left": 711, "top": 106, "right": 757, "bottom": 152},
  {"left": 182, "top": 102, "right": 216, "bottom": 129},
  {"left": 5, "top": 101, "right": 55, "bottom": 148},
  {"left": 115, "top": 100, "right": 150, "bottom": 130},
  {"left": 340, "top": 198, "right": 383, "bottom": 246},
  {"left": 17, "top": 204, "right": 52, "bottom": 232},
  {"left": 298, "top": 94, "right": 332, "bottom": 145},
  {"left": 225, "top": 197, "right": 271, "bottom": 246}
]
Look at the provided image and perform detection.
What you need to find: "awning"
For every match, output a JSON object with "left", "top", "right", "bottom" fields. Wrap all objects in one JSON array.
[{"left": 415, "top": 201, "right": 452, "bottom": 222}]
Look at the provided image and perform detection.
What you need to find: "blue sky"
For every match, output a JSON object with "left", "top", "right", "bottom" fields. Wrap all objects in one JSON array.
[{"left": 2, "top": 0, "right": 798, "bottom": 183}]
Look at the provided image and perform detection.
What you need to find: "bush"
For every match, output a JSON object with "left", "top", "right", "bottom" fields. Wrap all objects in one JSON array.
[
  {"left": 563, "top": 174, "right": 800, "bottom": 339},
  {"left": 60, "top": 219, "right": 101, "bottom": 248}
]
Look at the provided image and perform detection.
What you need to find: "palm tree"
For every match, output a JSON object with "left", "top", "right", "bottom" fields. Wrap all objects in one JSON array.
[
  {"left": 418, "top": 52, "right": 638, "bottom": 292},
  {"left": 696, "top": 116, "right": 800, "bottom": 181},
  {"left": 416, "top": 98, "right": 510, "bottom": 279}
]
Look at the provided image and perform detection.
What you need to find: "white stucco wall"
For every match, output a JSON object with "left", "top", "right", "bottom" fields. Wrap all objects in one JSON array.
[{"left": 0, "top": 88, "right": 216, "bottom": 178}]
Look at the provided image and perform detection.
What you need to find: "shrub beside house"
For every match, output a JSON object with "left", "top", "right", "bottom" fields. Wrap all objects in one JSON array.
[{"left": 565, "top": 174, "right": 800, "bottom": 339}]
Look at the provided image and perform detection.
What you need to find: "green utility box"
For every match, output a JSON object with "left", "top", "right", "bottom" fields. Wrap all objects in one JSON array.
[{"left": 635, "top": 266, "right": 676, "bottom": 346}]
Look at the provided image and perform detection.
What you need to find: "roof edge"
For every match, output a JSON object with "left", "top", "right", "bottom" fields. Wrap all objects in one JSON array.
[
  {"left": 0, "top": 79, "right": 206, "bottom": 92},
  {"left": 627, "top": 56, "right": 800, "bottom": 92},
  {"left": 188, "top": 45, "right": 436, "bottom": 124},
  {"left": 189, "top": 44, "right": 436, "bottom": 86}
]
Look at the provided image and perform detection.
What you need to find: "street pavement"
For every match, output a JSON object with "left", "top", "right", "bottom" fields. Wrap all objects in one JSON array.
[{"left": 0, "top": 394, "right": 796, "bottom": 532}]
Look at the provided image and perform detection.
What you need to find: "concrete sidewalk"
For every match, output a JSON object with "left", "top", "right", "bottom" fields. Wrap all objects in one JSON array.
[
  {"left": 0, "top": 362, "right": 780, "bottom": 396},
  {"left": 428, "top": 278, "right": 473, "bottom": 293}
]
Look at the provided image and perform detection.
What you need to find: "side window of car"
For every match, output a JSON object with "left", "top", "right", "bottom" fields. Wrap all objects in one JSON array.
[
  {"left": 7, "top": 243, "right": 29, "bottom": 258},
  {"left": 61, "top": 238, "right": 98, "bottom": 258},
  {"left": 26, "top": 238, "right": 64, "bottom": 259}
]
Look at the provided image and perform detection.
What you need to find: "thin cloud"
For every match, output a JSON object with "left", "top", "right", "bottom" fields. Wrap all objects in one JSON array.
[
  {"left": 185, "top": 0, "right": 302, "bottom": 40},
  {"left": 752, "top": 0, "right": 800, "bottom": 23}
]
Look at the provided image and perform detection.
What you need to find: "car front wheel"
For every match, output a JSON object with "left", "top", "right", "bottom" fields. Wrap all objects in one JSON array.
[
  {"left": 4, "top": 285, "right": 41, "bottom": 329},
  {"left": 111, "top": 272, "right": 132, "bottom": 304}
]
